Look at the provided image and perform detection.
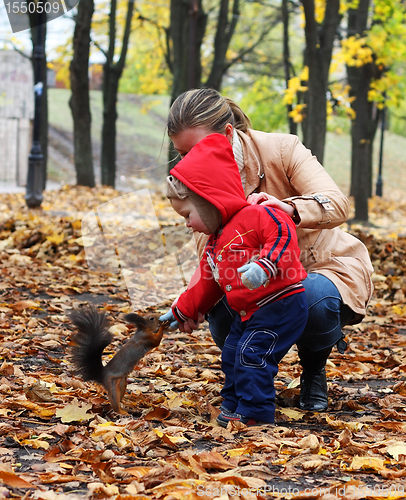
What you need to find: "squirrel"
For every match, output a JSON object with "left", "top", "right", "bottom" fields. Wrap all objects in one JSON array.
[{"left": 70, "top": 305, "right": 169, "bottom": 412}]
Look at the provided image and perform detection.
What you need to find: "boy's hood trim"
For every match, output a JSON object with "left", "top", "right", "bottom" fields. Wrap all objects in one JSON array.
[{"left": 169, "top": 133, "right": 248, "bottom": 225}]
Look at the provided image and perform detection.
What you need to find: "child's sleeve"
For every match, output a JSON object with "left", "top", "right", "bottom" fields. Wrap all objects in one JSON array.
[{"left": 172, "top": 255, "right": 224, "bottom": 323}]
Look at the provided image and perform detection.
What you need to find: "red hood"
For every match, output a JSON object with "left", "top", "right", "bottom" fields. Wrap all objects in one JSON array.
[{"left": 169, "top": 133, "right": 248, "bottom": 226}]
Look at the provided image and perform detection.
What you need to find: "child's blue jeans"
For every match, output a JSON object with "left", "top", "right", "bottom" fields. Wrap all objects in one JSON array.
[{"left": 220, "top": 292, "right": 308, "bottom": 423}]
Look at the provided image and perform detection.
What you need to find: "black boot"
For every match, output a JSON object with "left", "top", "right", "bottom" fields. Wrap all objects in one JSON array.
[{"left": 298, "top": 347, "right": 332, "bottom": 412}]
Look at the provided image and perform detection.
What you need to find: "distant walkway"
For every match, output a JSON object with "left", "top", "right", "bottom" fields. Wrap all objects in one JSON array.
[{"left": 0, "top": 180, "right": 63, "bottom": 194}]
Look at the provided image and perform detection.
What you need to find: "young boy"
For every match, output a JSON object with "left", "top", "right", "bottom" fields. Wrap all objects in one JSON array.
[{"left": 163, "top": 133, "right": 308, "bottom": 426}]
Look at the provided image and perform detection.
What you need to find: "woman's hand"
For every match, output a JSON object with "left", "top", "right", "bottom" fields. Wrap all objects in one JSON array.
[{"left": 247, "top": 192, "right": 294, "bottom": 217}]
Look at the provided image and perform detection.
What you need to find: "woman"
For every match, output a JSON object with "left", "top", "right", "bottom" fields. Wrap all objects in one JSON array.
[{"left": 165, "top": 88, "right": 374, "bottom": 412}]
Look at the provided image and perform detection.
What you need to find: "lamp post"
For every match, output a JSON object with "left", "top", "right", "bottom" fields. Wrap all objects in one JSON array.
[
  {"left": 375, "top": 105, "right": 385, "bottom": 197},
  {"left": 25, "top": 9, "right": 46, "bottom": 208}
]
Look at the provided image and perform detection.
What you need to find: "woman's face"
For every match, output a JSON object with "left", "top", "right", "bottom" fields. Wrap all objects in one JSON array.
[{"left": 171, "top": 124, "right": 233, "bottom": 158}]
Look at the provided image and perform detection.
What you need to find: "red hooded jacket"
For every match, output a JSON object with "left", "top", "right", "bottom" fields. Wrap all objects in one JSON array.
[{"left": 170, "top": 133, "right": 307, "bottom": 322}]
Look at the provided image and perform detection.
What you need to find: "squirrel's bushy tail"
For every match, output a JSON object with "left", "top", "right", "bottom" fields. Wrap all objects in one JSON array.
[{"left": 70, "top": 306, "right": 112, "bottom": 383}]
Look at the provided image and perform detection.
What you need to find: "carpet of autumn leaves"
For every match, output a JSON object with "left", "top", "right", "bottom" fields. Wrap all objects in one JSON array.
[{"left": 0, "top": 186, "right": 406, "bottom": 500}]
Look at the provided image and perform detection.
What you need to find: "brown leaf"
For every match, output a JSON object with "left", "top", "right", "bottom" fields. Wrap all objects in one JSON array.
[
  {"left": 193, "top": 451, "right": 235, "bottom": 471},
  {"left": 24, "top": 383, "right": 56, "bottom": 403},
  {"left": 0, "top": 465, "right": 35, "bottom": 488},
  {"left": 144, "top": 407, "right": 171, "bottom": 421}
]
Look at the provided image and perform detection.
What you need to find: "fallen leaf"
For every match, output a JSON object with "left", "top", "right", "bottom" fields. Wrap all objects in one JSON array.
[{"left": 56, "top": 399, "right": 94, "bottom": 423}]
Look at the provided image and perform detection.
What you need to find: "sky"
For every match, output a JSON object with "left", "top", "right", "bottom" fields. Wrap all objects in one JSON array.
[{"left": 0, "top": 0, "right": 76, "bottom": 58}]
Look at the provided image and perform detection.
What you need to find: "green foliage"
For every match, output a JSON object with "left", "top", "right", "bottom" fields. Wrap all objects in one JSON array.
[
  {"left": 90, "top": 0, "right": 171, "bottom": 95},
  {"left": 388, "top": 101, "right": 406, "bottom": 137},
  {"left": 119, "top": 44, "right": 172, "bottom": 95},
  {"left": 227, "top": 76, "right": 288, "bottom": 133},
  {"left": 326, "top": 108, "right": 351, "bottom": 135}
]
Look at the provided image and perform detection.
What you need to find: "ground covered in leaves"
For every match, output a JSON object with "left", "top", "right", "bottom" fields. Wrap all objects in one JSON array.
[{"left": 0, "top": 186, "right": 406, "bottom": 499}]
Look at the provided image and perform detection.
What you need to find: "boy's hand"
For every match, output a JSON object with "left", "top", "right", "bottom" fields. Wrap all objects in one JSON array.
[
  {"left": 159, "top": 310, "right": 179, "bottom": 330},
  {"left": 238, "top": 262, "right": 268, "bottom": 290},
  {"left": 159, "top": 309, "right": 205, "bottom": 333}
]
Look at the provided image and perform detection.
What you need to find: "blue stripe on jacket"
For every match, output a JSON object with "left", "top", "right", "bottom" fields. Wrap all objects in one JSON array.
[{"left": 264, "top": 207, "right": 292, "bottom": 265}]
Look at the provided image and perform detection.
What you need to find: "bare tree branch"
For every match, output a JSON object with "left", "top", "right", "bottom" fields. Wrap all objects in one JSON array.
[
  {"left": 0, "top": 38, "right": 32, "bottom": 60},
  {"left": 223, "top": 16, "right": 281, "bottom": 74},
  {"left": 91, "top": 39, "right": 108, "bottom": 60}
]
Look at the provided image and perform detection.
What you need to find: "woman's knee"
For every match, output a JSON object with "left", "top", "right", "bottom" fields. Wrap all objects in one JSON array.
[{"left": 299, "top": 274, "right": 343, "bottom": 350}]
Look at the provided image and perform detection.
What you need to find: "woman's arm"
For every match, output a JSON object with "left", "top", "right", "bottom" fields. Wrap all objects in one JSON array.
[{"left": 280, "top": 136, "right": 349, "bottom": 229}]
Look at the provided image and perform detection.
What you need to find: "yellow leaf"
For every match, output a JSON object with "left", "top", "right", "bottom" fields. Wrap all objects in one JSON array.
[
  {"left": 116, "top": 434, "right": 131, "bottom": 449},
  {"left": 393, "top": 305, "right": 406, "bottom": 316},
  {"left": 278, "top": 408, "right": 304, "bottom": 420},
  {"left": 300, "top": 65, "right": 309, "bottom": 81},
  {"left": 47, "top": 233, "right": 65, "bottom": 245},
  {"left": 386, "top": 442, "right": 406, "bottom": 460},
  {"left": 56, "top": 399, "right": 94, "bottom": 423},
  {"left": 347, "top": 456, "right": 385, "bottom": 472},
  {"left": 21, "top": 438, "right": 50, "bottom": 450},
  {"left": 152, "top": 429, "right": 190, "bottom": 445},
  {"left": 225, "top": 448, "right": 250, "bottom": 457}
]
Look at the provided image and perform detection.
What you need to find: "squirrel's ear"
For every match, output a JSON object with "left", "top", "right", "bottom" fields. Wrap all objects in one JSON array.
[{"left": 124, "top": 313, "right": 147, "bottom": 328}]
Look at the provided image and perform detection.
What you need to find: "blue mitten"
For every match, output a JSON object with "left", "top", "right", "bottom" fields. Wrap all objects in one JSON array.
[
  {"left": 238, "top": 262, "right": 268, "bottom": 290},
  {"left": 159, "top": 310, "right": 179, "bottom": 330}
]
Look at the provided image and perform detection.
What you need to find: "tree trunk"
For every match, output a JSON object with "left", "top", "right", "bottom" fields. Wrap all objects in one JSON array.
[
  {"left": 100, "top": 0, "right": 135, "bottom": 187},
  {"left": 169, "top": 0, "right": 206, "bottom": 103},
  {"left": 282, "top": 0, "right": 297, "bottom": 135},
  {"left": 347, "top": 0, "right": 381, "bottom": 222},
  {"left": 69, "top": 0, "right": 95, "bottom": 187},
  {"left": 168, "top": 0, "right": 206, "bottom": 167},
  {"left": 101, "top": 65, "right": 120, "bottom": 187},
  {"left": 301, "top": 0, "right": 340, "bottom": 164},
  {"left": 205, "top": 0, "right": 240, "bottom": 90}
]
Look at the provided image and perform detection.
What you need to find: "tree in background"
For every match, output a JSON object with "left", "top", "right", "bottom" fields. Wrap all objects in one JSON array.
[
  {"left": 337, "top": 0, "right": 406, "bottom": 221},
  {"left": 282, "top": 0, "right": 406, "bottom": 222},
  {"left": 282, "top": 0, "right": 298, "bottom": 135},
  {"left": 300, "top": 0, "right": 341, "bottom": 164},
  {"left": 69, "top": 0, "right": 95, "bottom": 188},
  {"left": 99, "top": 0, "right": 135, "bottom": 187},
  {"left": 166, "top": 0, "right": 282, "bottom": 166},
  {"left": 169, "top": 0, "right": 207, "bottom": 100}
]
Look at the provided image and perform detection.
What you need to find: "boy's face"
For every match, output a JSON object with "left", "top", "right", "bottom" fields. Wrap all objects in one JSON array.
[{"left": 171, "top": 198, "right": 211, "bottom": 235}]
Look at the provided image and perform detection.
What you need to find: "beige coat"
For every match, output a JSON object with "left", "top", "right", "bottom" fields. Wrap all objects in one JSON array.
[{"left": 196, "top": 129, "right": 374, "bottom": 322}]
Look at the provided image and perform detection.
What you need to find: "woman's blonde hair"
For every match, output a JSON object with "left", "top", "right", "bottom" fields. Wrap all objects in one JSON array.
[{"left": 167, "top": 88, "right": 252, "bottom": 136}]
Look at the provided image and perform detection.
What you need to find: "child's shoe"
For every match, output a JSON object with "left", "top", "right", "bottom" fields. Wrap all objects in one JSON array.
[{"left": 216, "top": 411, "right": 269, "bottom": 427}]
